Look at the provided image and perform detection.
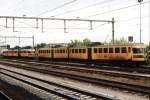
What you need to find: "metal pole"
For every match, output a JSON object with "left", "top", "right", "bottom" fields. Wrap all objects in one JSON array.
[
  {"left": 112, "top": 18, "right": 115, "bottom": 44},
  {"left": 13, "top": 17, "right": 15, "bottom": 32},
  {"left": 41, "top": 19, "right": 43, "bottom": 32},
  {"left": 140, "top": 2, "right": 142, "bottom": 43},
  {"left": 64, "top": 20, "right": 67, "bottom": 33},
  {"left": 4, "top": 36, "right": 6, "bottom": 46},
  {"left": 33, "top": 35, "right": 34, "bottom": 49},
  {"left": 138, "top": 0, "right": 143, "bottom": 43},
  {"left": 149, "top": 0, "right": 150, "bottom": 45}
]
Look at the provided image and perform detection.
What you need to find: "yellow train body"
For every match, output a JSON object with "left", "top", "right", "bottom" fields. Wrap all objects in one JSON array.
[{"left": 2, "top": 44, "right": 147, "bottom": 63}]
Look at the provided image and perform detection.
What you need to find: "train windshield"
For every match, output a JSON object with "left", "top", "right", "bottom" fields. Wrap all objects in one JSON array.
[{"left": 132, "top": 48, "right": 144, "bottom": 54}]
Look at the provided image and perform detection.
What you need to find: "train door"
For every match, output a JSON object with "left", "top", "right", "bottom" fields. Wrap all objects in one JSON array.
[{"left": 87, "top": 48, "right": 92, "bottom": 62}]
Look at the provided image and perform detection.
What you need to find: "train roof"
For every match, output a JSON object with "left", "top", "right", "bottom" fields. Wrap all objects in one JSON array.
[{"left": 104, "top": 43, "right": 145, "bottom": 46}]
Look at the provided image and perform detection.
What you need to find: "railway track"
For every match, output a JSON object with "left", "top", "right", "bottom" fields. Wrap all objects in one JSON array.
[
  {"left": 0, "top": 59, "right": 149, "bottom": 95},
  {"left": 1, "top": 59, "right": 150, "bottom": 80},
  {"left": 0, "top": 91, "right": 11, "bottom": 100},
  {"left": 3, "top": 58, "right": 150, "bottom": 74},
  {"left": 0, "top": 67, "right": 116, "bottom": 100}
]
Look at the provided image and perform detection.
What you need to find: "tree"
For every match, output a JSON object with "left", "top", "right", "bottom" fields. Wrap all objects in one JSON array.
[
  {"left": 22, "top": 46, "right": 32, "bottom": 49},
  {"left": 83, "top": 38, "right": 91, "bottom": 46},
  {"left": 68, "top": 38, "right": 92, "bottom": 47},
  {"left": 68, "top": 40, "right": 83, "bottom": 47},
  {"left": 110, "top": 38, "right": 128, "bottom": 44},
  {"left": 36, "top": 43, "right": 48, "bottom": 48}
]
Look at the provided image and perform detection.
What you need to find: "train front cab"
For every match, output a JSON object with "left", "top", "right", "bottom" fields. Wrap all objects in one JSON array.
[{"left": 131, "top": 45, "right": 147, "bottom": 64}]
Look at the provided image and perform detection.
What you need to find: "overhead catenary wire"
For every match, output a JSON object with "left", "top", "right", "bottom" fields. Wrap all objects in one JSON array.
[
  {"left": 36, "top": 0, "right": 78, "bottom": 17},
  {"left": 52, "top": 0, "right": 116, "bottom": 17},
  {"left": 83, "top": 0, "right": 150, "bottom": 18}
]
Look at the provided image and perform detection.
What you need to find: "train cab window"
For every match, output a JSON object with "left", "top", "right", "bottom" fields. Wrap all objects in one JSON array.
[
  {"left": 75, "top": 49, "right": 78, "bottom": 53},
  {"left": 104, "top": 48, "right": 108, "bottom": 53},
  {"left": 132, "top": 48, "right": 144, "bottom": 53},
  {"left": 121, "top": 47, "right": 127, "bottom": 53},
  {"left": 82, "top": 49, "right": 85, "bottom": 53},
  {"left": 94, "top": 48, "right": 98, "bottom": 53},
  {"left": 109, "top": 48, "right": 113, "bottom": 53},
  {"left": 115, "top": 48, "right": 120, "bottom": 53},
  {"left": 79, "top": 49, "right": 82, "bottom": 53},
  {"left": 128, "top": 47, "right": 131, "bottom": 53},
  {"left": 98, "top": 48, "right": 102, "bottom": 53}
]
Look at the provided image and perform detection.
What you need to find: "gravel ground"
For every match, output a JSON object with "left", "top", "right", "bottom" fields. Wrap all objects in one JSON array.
[{"left": 0, "top": 64, "right": 149, "bottom": 100}]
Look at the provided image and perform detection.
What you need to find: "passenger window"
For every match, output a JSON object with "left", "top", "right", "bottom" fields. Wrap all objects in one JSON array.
[
  {"left": 60, "top": 50, "right": 62, "bottom": 53},
  {"left": 104, "top": 48, "right": 108, "bottom": 53},
  {"left": 72, "top": 49, "right": 74, "bottom": 53},
  {"left": 63, "top": 50, "right": 65, "bottom": 53},
  {"left": 79, "top": 49, "right": 82, "bottom": 53},
  {"left": 121, "top": 47, "right": 127, "bottom": 53},
  {"left": 98, "top": 48, "right": 102, "bottom": 53},
  {"left": 75, "top": 49, "right": 78, "bottom": 53},
  {"left": 115, "top": 48, "right": 120, "bottom": 53},
  {"left": 109, "top": 48, "right": 113, "bottom": 53},
  {"left": 82, "top": 49, "right": 85, "bottom": 53},
  {"left": 94, "top": 48, "right": 97, "bottom": 53}
]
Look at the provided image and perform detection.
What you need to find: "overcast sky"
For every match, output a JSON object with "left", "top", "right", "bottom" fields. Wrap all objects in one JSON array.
[{"left": 0, "top": 0, "right": 150, "bottom": 47}]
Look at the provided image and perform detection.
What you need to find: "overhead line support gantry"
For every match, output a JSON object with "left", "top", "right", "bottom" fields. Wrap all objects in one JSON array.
[{"left": 0, "top": 16, "right": 115, "bottom": 43}]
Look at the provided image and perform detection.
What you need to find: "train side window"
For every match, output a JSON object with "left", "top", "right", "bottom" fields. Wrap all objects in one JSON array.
[
  {"left": 109, "top": 48, "right": 113, "bottom": 53},
  {"left": 94, "top": 48, "right": 97, "bottom": 53},
  {"left": 115, "top": 48, "right": 120, "bottom": 53},
  {"left": 128, "top": 47, "right": 131, "bottom": 53},
  {"left": 104, "top": 48, "right": 108, "bottom": 53},
  {"left": 72, "top": 49, "right": 74, "bottom": 53},
  {"left": 98, "top": 48, "right": 102, "bottom": 53},
  {"left": 121, "top": 47, "right": 127, "bottom": 53},
  {"left": 82, "top": 49, "right": 85, "bottom": 53},
  {"left": 63, "top": 50, "right": 65, "bottom": 53},
  {"left": 75, "top": 49, "right": 78, "bottom": 53},
  {"left": 79, "top": 49, "right": 82, "bottom": 53}
]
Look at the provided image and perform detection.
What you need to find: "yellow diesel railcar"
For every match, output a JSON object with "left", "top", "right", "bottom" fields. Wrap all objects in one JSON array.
[
  {"left": 38, "top": 48, "right": 53, "bottom": 58},
  {"left": 20, "top": 49, "right": 35, "bottom": 58},
  {"left": 91, "top": 44, "right": 146, "bottom": 63},
  {"left": 69, "top": 47, "right": 88, "bottom": 60},
  {"left": 53, "top": 47, "right": 68, "bottom": 59}
]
